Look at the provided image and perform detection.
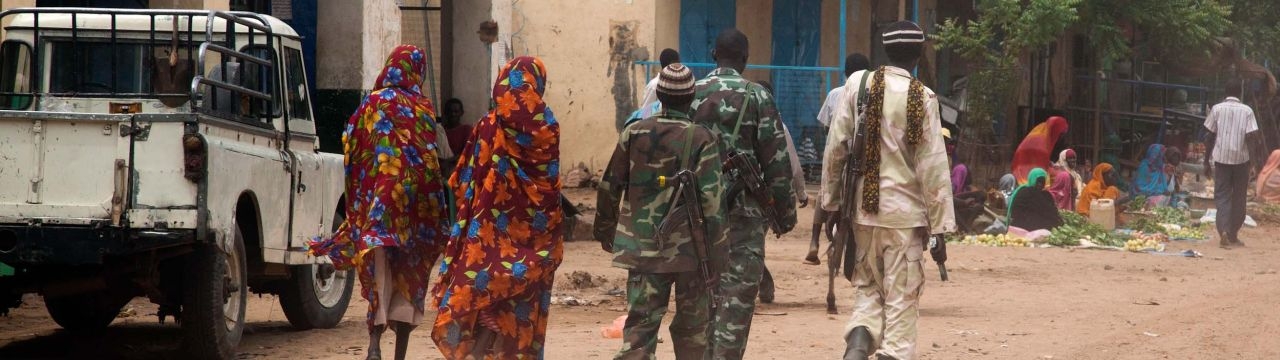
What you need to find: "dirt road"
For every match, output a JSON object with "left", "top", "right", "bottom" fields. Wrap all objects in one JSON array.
[{"left": 3, "top": 189, "right": 1279, "bottom": 359}]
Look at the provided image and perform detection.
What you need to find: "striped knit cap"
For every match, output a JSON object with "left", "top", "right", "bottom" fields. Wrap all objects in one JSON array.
[{"left": 657, "top": 63, "right": 695, "bottom": 107}]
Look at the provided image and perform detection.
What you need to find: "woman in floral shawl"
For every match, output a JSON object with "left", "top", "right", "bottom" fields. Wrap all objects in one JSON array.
[
  {"left": 309, "top": 45, "right": 449, "bottom": 360},
  {"left": 432, "top": 56, "right": 564, "bottom": 359}
]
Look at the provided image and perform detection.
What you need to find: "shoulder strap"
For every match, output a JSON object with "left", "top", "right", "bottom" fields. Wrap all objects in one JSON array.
[
  {"left": 730, "top": 92, "right": 752, "bottom": 144},
  {"left": 855, "top": 70, "right": 872, "bottom": 115},
  {"left": 680, "top": 124, "right": 697, "bottom": 171}
]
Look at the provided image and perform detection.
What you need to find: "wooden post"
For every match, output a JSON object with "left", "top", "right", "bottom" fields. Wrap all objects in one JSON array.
[{"left": 1093, "top": 76, "right": 1103, "bottom": 165}]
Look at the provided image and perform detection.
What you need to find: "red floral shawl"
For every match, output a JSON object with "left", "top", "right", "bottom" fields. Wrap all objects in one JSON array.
[
  {"left": 308, "top": 44, "right": 449, "bottom": 329},
  {"left": 432, "top": 56, "right": 563, "bottom": 358}
]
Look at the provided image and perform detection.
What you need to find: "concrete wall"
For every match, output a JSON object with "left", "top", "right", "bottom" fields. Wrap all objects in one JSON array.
[
  {"left": 315, "top": 0, "right": 364, "bottom": 90},
  {"left": 151, "top": 0, "right": 228, "bottom": 10},
  {"left": 360, "top": 0, "right": 402, "bottom": 87},
  {"left": 820, "top": 0, "right": 874, "bottom": 74},
  {"left": 449, "top": 0, "right": 494, "bottom": 126},
  {"left": 506, "top": 0, "right": 657, "bottom": 171},
  {"left": 315, "top": 0, "right": 401, "bottom": 90},
  {"left": 736, "top": 0, "right": 772, "bottom": 82}
]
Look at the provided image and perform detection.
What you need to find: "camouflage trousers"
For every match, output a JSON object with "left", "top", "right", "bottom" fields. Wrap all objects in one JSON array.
[
  {"left": 711, "top": 217, "right": 766, "bottom": 360},
  {"left": 614, "top": 270, "right": 712, "bottom": 360},
  {"left": 843, "top": 225, "right": 926, "bottom": 360}
]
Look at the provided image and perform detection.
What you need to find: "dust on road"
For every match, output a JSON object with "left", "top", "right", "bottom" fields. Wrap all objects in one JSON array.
[{"left": 2, "top": 188, "right": 1279, "bottom": 359}]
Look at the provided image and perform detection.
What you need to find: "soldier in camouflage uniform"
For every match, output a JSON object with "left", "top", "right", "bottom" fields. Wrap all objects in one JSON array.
[
  {"left": 595, "top": 63, "right": 727, "bottom": 360},
  {"left": 691, "top": 29, "right": 799, "bottom": 360}
]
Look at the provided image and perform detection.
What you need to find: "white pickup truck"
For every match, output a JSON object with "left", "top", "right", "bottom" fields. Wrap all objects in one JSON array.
[{"left": 0, "top": 8, "right": 351, "bottom": 359}]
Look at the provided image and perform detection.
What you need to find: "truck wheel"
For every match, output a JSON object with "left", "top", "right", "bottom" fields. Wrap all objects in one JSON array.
[
  {"left": 44, "top": 291, "right": 129, "bottom": 332},
  {"left": 279, "top": 261, "right": 354, "bottom": 329},
  {"left": 280, "top": 210, "right": 354, "bottom": 329},
  {"left": 182, "top": 226, "right": 248, "bottom": 360}
]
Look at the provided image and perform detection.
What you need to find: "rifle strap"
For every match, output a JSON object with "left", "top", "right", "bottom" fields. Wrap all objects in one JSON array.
[
  {"left": 854, "top": 70, "right": 872, "bottom": 130},
  {"left": 680, "top": 124, "right": 696, "bottom": 171},
  {"left": 730, "top": 92, "right": 752, "bottom": 147}
]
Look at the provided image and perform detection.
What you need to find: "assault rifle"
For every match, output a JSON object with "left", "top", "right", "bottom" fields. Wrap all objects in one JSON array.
[
  {"left": 654, "top": 170, "right": 720, "bottom": 312},
  {"left": 723, "top": 151, "right": 786, "bottom": 237}
]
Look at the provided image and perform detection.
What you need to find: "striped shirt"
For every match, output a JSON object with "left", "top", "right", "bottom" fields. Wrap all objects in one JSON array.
[{"left": 1204, "top": 97, "right": 1258, "bottom": 165}]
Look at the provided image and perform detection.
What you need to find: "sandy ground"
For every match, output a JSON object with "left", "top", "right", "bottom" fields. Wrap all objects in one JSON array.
[{"left": 3, "top": 187, "right": 1280, "bottom": 359}]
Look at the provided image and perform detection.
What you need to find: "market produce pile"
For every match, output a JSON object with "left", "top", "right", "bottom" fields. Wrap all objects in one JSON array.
[
  {"left": 953, "top": 233, "right": 1030, "bottom": 247},
  {"left": 1123, "top": 232, "right": 1167, "bottom": 252},
  {"left": 1044, "top": 210, "right": 1126, "bottom": 247},
  {"left": 950, "top": 206, "right": 1208, "bottom": 253}
]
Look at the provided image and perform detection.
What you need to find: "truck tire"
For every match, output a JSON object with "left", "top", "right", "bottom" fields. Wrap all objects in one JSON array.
[
  {"left": 279, "top": 262, "right": 353, "bottom": 329},
  {"left": 182, "top": 226, "right": 248, "bottom": 360},
  {"left": 44, "top": 291, "right": 129, "bottom": 332},
  {"left": 280, "top": 210, "right": 354, "bottom": 329}
]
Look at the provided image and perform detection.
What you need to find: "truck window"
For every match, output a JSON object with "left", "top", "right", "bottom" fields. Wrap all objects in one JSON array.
[
  {"left": 45, "top": 40, "right": 195, "bottom": 99},
  {"left": 0, "top": 41, "right": 33, "bottom": 110},
  {"left": 284, "top": 48, "right": 311, "bottom": 121},
  {"left": 49, "top": 41, "right": 149, "bottom": 95},
  {"left": 235, "top": 45, "right": 279, "bottom": 122}
]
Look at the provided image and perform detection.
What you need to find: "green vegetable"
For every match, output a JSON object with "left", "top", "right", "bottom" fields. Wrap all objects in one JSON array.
[
  {"left": 1152, "top": 206, "right": 1188, "bottom": 224},
  {"left": 1048, "top": 210, "right": 1127, "bottom": 247}
]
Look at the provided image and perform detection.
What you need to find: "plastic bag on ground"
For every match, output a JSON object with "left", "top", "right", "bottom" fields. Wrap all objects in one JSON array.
[{"left": 601, "top": 315, "right": 626, "bottom": 338}]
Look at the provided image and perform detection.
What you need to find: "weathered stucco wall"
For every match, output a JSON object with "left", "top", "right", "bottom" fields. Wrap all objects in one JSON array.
[
  {"left": 449, "top": 0, "right": 495, "bottom": 127},
  {"left": 314, "top": 0, "right": 400, "bottom": 90},
  {"left": 820, "top": 0, "right": 874, "bottom": 73},
  {"left": 360, "top": 0, "right": 403, "bottom": 87},
  {"left": 736, "top": 0, "right": 772, "bottom": 82},
  {"left": 509, "top": 0, "right": 657, "bottom": 172},
  {"left": 315, "top": 0, "right": 364, "bottom": 90}
]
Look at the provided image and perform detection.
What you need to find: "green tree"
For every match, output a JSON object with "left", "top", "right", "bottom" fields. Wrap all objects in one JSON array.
[
  {"left": 934, "top": 0, "right": 1233, "bottom": 142},
  {"left": 1221, "top": 0, "right": 1280, "bottom": 65},
  {"left": 932, "top": 0, "right": 1080, "bottom": 141}
]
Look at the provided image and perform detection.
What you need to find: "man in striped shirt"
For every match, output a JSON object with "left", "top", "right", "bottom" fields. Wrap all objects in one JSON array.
[{"left": 1203, "top": 78, "right": 1259, "bottom": 248}]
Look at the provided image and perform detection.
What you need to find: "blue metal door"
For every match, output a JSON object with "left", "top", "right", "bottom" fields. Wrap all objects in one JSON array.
[
  {"left": 679, "top": 0, "right": 735, "bottom": 77},
  {"left": 770, "top": 0, "right": 824, "bottom": 163}
]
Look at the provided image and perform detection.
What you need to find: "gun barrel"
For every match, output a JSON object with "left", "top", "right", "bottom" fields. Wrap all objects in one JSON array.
[{"left": 937, "top": 262, "right": 949, "bottom": 282}]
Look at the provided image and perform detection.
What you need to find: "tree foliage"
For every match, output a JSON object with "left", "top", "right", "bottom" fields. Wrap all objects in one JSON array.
[
  {"left": 1076, "top": 0, "right": 1230, "bottom": 63},
  {"left": 933, "top": 0, "right": 1237, "bottom": 141},
  {"left": 1221, "top": 0, "right": 1280, "bottom": 65},
  {"left": 932, "top": 0, "right": 1080, "bottom": 141}
]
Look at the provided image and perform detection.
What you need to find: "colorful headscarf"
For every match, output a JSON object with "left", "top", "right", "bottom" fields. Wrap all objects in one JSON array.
[
  {"left": 1012, "top": 116, "right": 1069, "bottom": 184},
  {"left": 1009, "top": 168, "right": 1048, "bottom": 219},
  {"left": 1049, "top": 169, "right": 1075, "bottom": 209},
  {"left": 1133, "top": 144, "right": 1169, "bottom": 196},
  {"left": 308, "top": 44, "right": 449, "bottom": 330},
  {"left": 951, "top": 163, "right": 969, "bottom": 195},
  {"left": 432, "top": 56, "right": 563, "bottom": 359},
  {"left": 1077, "top": 163, "right": 1120, "bottom": 215}
]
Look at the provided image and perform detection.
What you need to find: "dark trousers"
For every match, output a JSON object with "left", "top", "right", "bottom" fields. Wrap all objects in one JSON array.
[{"left": 1213, "top": 162, "right": 1249, "bottom": 239}]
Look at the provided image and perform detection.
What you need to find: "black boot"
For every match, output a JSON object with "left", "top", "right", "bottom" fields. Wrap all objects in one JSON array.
[
  {"left": 875, "top": 354, "right": 897, "bottom": 360},
  {"left": 843, "top": 326, "right": 872, "bottom": 360}
]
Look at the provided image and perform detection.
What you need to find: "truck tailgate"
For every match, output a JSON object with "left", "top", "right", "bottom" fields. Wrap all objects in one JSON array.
[{"left": 0, "top": 113, "right": 129, "bottom": 221}]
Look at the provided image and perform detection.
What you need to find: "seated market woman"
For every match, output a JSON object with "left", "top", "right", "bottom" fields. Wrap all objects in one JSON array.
[
  {"left": 1078, "top": 163, "right": 1123, "bottom": 216},
  {"left": 1133, "top": 144, "right": 1188, "bottom": 207},
  {"left": 1258, "top": 150, "right": 1280, "bottom": 204},
  {"left": 1007, "top": 168, "right": 1063, "bottom": 231},
  {"left": 951, "top": 157, "right": 987, "bottom": 233}
]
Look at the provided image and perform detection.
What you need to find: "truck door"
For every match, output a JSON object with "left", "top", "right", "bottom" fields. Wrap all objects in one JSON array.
[{"left": 283, "top": 46, "right": 326, "bottom": 249}]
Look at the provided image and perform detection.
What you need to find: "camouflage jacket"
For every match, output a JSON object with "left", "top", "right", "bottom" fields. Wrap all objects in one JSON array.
[
  {"left": 594, "top": 109, "right": 727, "bottom": 273},
  {"left": 691, "top": 67, "right": 798, "bottom": 230}
]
